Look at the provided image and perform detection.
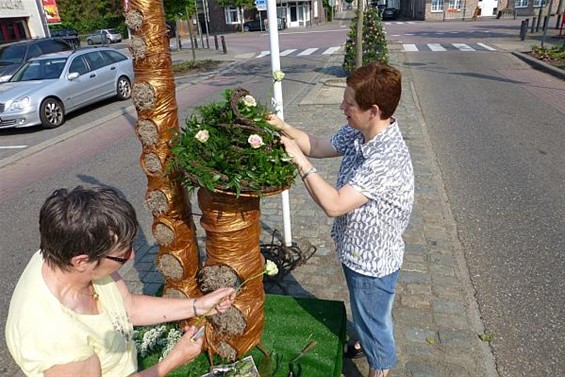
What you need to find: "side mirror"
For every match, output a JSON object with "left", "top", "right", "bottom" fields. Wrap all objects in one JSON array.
[{"left": 67, "top": 72, "right": 80, "bottom": 80}]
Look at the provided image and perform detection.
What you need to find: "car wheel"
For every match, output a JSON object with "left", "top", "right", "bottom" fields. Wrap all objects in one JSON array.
[
  {"left": 87, "top": 39, "right": 93, "bottom": 45},
  {"left": 244, "top": 26, "right": 250, "bottom": 32},
  {"left": 116, "top": 76, "right": 131, "bottom": 100},
  {"left": 39, "top": 98, "right": 65, "bottom": 129}
]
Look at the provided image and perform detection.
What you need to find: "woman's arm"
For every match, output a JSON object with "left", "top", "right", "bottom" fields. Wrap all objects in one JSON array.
[
  {"left": 267, "top": 114, "right": 339, "bottom": 158},
  {"left": 281, "top": 137, "right": 368, "bottom": 217},
  {"left": 44, "top": 355, "right": 102, "bottom": 377},
  {"left": 113, "top": 274, "right": 235, "bottom": 326}
]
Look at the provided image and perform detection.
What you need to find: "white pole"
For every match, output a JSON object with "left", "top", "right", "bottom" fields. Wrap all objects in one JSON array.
[{"left": 266, "top": 0, "right": 293, "bottom": 246}]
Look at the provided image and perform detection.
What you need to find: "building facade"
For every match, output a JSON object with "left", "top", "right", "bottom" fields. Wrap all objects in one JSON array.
[
  {"left": 0, "top": 0, "right": 49, "bottom": 44},
  {"left": 401, "top": 0, "right": 559, "bottom": 20}
]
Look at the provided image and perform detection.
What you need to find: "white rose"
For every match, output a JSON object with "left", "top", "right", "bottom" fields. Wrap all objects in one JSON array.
[
  {"left": 241, "top": 95, "right": 257, "bottom": 107},
  {"left": 194, "top": 129, "right": 210, "bottom": 143},
  {"left": 264, "top": 260, "right": 279, "bottom": 276},
  {"left": 247, "top": 134, "right": 264, "bottom": 149}
]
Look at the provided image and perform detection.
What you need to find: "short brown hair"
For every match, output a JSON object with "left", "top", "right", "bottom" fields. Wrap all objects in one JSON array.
[
  {"left": 346, "top": 62, "right": 402, "bottom": 119},
  {"left": 39, "top": 186, "right": 138, "bottom": 269}
]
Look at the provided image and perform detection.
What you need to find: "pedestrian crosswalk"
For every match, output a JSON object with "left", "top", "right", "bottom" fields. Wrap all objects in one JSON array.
[
  {"left": 256, "top": 46, "right": 341, "bottom": 58},
  {"left": 253, "top": 42, "right": 497, "bottom": 58},
  {"left": 402, "top": 43, "right": 497, "bottom": 52}
]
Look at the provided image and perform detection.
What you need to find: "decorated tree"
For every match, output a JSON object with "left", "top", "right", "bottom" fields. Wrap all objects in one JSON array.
[{"left": 343, "top": 6, "right": 389, "bottom": 73}]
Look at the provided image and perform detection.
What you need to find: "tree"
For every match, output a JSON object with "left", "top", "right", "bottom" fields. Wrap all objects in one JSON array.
[{"left": 342, "top": 5, "right": 389, "bottom": 73}]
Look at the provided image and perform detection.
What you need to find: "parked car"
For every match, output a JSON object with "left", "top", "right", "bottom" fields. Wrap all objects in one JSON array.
[
  {"left": 381, "top": 7, "right": 400, "bottom": 20},
  {"left": 0, "top": 47, "right": 133, "bottom": 129},
  {"left": 0, "top": 38, "right": 74, "bottom": 83},
  {"left": 86, "top": 29, "right": 122, "bottom": 45},
  {"left": 243, "top": 17, "right": 286, "bottom": 32},
  {"left": 50, "top": 28, "right": 81, "bottom": 48}
]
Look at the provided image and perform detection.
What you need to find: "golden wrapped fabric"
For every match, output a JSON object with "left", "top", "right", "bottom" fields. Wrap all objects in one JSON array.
[
  {"left": 128, "top": 0, "right": 200, "bottom": 300},
  {"left": 194, "top": 188, "right": 265, "bottom": 359}
]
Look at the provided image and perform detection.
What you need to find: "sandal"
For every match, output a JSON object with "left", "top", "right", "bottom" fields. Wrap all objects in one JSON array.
[{"left": 344, "top": 340, "right": 365, "bottom": 359}]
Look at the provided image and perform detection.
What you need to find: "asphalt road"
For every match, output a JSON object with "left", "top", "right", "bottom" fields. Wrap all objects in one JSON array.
[{"left": 404, "top": 47, "right": 565, "bottom": 376}]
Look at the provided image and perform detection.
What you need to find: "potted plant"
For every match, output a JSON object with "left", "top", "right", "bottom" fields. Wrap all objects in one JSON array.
[{"left": 167, "top": 88, "right": 296, "bottom": 360}]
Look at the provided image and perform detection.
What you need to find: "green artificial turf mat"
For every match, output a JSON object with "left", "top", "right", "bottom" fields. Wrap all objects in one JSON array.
[{"left": 138, "top": 294, "right": 346, "bottom": 376}]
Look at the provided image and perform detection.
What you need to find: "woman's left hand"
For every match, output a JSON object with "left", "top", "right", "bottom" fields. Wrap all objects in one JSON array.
[{"left": 195, "top": 287, "right": 236, "bottom": 317}]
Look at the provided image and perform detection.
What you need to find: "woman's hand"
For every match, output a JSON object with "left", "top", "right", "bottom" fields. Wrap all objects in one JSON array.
[
  {"left": 281, "top": 136, "right": 307, "bottom": 167},
  {"left": 267, "top": 114, "right": 287, "bottom": 132},
  {"left": 157, "top": 326, "right": 203, "bottom": 373},
  {"left": 194, "top": 287, "right": 235, "bottom": 317}
]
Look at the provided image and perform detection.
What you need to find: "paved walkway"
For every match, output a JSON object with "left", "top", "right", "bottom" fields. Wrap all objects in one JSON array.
[{"left": 121, "top": 11, "right": 564, "bottom": 377}]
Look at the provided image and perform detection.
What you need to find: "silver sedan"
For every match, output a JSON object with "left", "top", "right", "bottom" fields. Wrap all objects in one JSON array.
[{"left": 0, "top": 47, "right": 133, "bottom": 129}]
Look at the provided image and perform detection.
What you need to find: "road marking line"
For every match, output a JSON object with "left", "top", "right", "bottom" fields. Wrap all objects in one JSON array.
[
  {"left": 477, "top": 43, "right": 496, "bottom": 51},
  {"left": 452, "top": 43, "right": 475, "bottom": 51},
  {"left": 280, "top": 49, "right": 297, "bottom": 56},
  {"left": 403, "top": 44, "right": 418, "bottom": 51},
  {"left": 256, "top": 51, "right": 270, "bottom": 58},
  {"left": 0, "top": 145, "right": 28, "bottom": 150},
  {"left": 428, "top": 43, "right": 447, "bottom": 51},
  {"left": 297, "top": 48, "right": 318, "bottom": 56},
  {"left": 322, "top": 46, "right": 340, "bottom": 55}
]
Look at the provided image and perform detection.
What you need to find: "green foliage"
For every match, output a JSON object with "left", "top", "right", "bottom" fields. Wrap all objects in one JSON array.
[
  {"left": 163, "top": 0, "right": 196, "bottom": 20},
  {"left": 54, "top": 0, "right": 126, "bottom": 35},
  {"left": 530, "top": 44, "right": 565, "bottom": 67},
  {"left": 170, "top": 89, "right": 297, "bottom": 196},
  {"left": 342, "top": 7, "right": 389, "bottom": 73},
  {"left": 217, "top": 0, "right": 256, "bottom": 9}
]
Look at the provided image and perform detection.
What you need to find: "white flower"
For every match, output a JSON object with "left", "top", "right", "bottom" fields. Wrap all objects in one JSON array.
[
  {"left": 273, "top": 70, "right": 285, "bottom": 82},
  {"left": 241, "top": 95, "right": 257, "bottom": 107},
  {"left": 194, "top": 129, "right": 210, "bottom": 143},
  {"left": 264, "top": 260, "right": 279, "bottom": 276},
  {"left": 247, "top": 134, "right": 264, "bottom": 149}
]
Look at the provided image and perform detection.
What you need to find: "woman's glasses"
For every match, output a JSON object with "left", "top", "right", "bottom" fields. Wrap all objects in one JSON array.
[{"left": 105, "top": 246, "right": 133, "bottom": 264}]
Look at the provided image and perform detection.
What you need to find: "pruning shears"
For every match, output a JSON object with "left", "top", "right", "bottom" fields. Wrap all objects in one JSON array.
[{"left": 288, "top": 362, "right": 302, "bottom": 377}]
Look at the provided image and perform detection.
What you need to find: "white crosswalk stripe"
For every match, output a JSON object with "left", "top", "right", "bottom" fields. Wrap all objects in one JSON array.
[
  {"left": 452, "top": 43, "right": 475, "bottom": 51},
  {"left": 322, "top": 46, "right": 341, "bottom": 55},
  {"left": 297, "top": 48, "right": 319, "bottom": 56},
  {"left": 428, "top": 43, "right": 447, "bottom": 51},
  {"left": 254, "top": 47, "right": 341, "bottom": 58},
  {"left": 477, "top": 42, "right": 496, "bottom": 51},
  {"left": 279, "top": 49, "right": 297, "bottom": 56},
  {"left": 402, "top": 43, "right": 497, "bottom": 52}
]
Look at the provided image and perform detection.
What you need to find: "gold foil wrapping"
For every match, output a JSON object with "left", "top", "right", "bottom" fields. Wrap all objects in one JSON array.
[
  {"left": 195, "top": 188, "right": 265, "bottom": 357},
  {"left": 128, "top": 0, "right": 200, "bottom": 300}
]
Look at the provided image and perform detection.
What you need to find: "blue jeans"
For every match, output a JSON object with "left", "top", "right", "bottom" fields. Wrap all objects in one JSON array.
[{"left": 343, "top": 265, "right": 399, "bottom": 371}]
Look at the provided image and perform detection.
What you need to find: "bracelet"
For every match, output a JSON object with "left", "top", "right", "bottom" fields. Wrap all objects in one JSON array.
[
  {"left": 301, "top": 167, "right": 317, "bottom": 180},
  {"left": 192, "top": 298, "right": 198, "bottom": 317}
]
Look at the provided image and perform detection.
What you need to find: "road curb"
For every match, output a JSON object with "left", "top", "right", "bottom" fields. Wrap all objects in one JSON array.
[{"left": 512, "top": 51, "right": 565, "bottom": 80}]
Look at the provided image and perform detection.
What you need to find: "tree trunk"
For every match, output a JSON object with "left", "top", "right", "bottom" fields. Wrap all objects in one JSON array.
[
  {"left": 355, "top": 1, "right": 364, "bottom": 69},
  {"left": 125, "top": 0, "right": 201, "bottom": 326}
]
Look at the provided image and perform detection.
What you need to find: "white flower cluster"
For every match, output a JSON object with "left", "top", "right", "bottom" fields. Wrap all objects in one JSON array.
[{"left": 134, "top": 325, "right": 182, "bottom": 359}]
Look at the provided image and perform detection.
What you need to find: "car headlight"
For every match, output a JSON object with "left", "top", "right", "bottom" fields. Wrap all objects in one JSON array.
[{"left": 8, "top": 97, "right": 31, "bottom": 111}]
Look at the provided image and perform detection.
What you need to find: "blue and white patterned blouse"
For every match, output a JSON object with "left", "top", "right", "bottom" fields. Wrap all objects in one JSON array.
[{"left": 330, "top": 120, "right": 414, "bottom": 278}]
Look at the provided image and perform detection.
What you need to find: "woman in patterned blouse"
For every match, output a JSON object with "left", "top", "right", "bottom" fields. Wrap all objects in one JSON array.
[{"left": 268, "top": 63, "right": 414, "bottom": 377}]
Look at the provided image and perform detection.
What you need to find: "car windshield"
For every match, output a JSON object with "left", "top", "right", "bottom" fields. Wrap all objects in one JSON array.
[
  {"left": 107, "top": 29, "right": 118, "bottom": 34},
  {"left": 11, "top": 58, "right": 67, "bottom": 81},
  {"left": 0, "top": 44, "right": 26, "bottom": 65}
]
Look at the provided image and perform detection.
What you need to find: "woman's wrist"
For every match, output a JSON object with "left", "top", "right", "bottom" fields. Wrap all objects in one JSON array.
[{"left": 192, "top": 298, "right": 198, "bottom": 317}]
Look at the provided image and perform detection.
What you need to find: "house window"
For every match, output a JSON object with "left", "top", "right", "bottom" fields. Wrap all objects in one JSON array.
[
  {"left": 224, "top": 6, "right": 241, "bottom": 24},
  {"left": 515, "top": 0, "right": 528, "bottom": 8},
  {"left": 448, "top": 0, "right": 462, "bottom": 9},
  {"left": 533, "top": 0, "right": 546, "bottom": 7},
  {"left": 431, "top": 0, "right": 444, "bottom": 12}
]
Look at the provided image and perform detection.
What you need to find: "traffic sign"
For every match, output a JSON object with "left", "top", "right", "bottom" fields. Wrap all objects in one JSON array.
[{"left": 255, "top": 0, "right": 267, "bottom": 11}]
